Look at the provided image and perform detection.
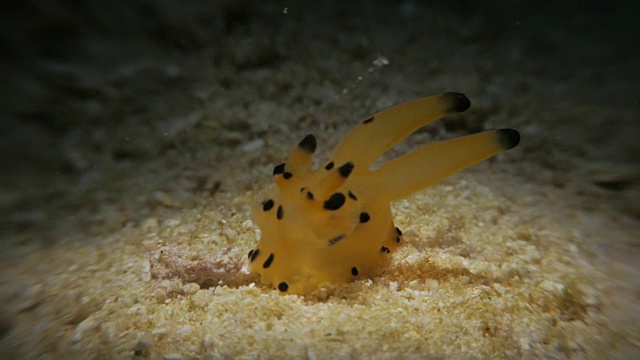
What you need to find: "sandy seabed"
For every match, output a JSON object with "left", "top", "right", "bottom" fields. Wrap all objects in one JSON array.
[{"left": 2, "top": 161, "right": 638, "bottom": 359}]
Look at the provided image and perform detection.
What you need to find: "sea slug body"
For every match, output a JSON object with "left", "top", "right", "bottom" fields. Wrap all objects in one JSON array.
[{"left": 248, "top": 92, "right": 520, "bottom": 294}]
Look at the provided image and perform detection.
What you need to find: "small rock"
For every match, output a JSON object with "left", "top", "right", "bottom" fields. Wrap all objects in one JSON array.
[
  {"left": 142, "top": 218, "right": 159, "bottom": 232},
  {"left": 71, "top": 317, "right": 98, "bottom": 343},
  {"left": 493, "top": 283, "right": 507, "bottom": 295},
  {"left": 242, "top": 220, "right": 254, "bottom": 229},
  {"left": 177, "top": 325, "right": 193, "bottom": 335},
  {"left": 163, "top": 354, "right": 183, "bottom": 360},
  {"left": 153, "top": 289, "right": 167, "bottom": 302},
  {"left": 133, "top": 339, "right": 151, "bottom": 357},
  {"left": 15, "top": 283, "right": 43, "bottom": 312},
  {"left": 154, "top": 192, "right": 183, "bottom": 208},
  {"left": 241, "top": 139, "right": 265, "bottom": 153},
  {"left": 141, "top": 260, "right": 151, "bottom": 282},
  {"left": 586, "top": 162, "right": 640, "bottom": 191},
  {"left": 182, "top": 283, "right": 200, "bottom": 295}
]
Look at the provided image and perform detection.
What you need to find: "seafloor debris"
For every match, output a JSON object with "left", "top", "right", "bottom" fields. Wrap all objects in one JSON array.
[{"left": 149, "top": 243, "right": 252, "bottom": 297}]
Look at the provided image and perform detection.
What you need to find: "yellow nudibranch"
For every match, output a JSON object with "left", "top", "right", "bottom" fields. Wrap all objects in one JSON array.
[{"left": 248, "top": 92, "right": 520, "bottom": 294}]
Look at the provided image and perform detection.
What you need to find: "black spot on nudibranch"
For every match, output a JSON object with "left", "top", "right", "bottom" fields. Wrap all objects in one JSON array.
[
  {"left": 262, "top": 199, "right": 274, "bottom": 211},
  {"left": 496, "top": 128, "right": 521, "bottom": 150},
  {"left": 348, "top": 191, "right": 357, "bottom": 201},
  {"left": 250, "top": 249, "right": 260, "bottom": 262},
  {"left": 248, "top": 249, "right": 254, "bottom": 259},
  {"left": 443, "top": 92, "right": 471, "bottom": 113},
  {"left": 381, "top": 246, "right": 390, "bottom": 253},
  {"left": 351, "top": 267, "right": 359, "bottom": 276},
  {"left": 298, "top": 134, "right": 317, "bottom": 153},
  {"left": 359, "top": 212, "right": 370, "bottom": 223},
  {"left": 362, "top": 117, "right": 374, "bottom": 124},
  {"left": 396, "top": 227, "right": 403, "bottom": 236},
  {"left": 328, "top": 234, "right": 346, "bottom": 246},
  {"left": 263, "top": 253, "right": 274, "bottom": 269},
  {"left": 338, "top": 162, "right": 354, "bottom": 178},
  {"left": 323, "top": 193, "right": 346, "bottom": 210},
  {"left": 283, "top": 172, "right": 293, "bottom": 179},
  {"left": 306, "top": 191, "right": 314, "bottom": 200},
  {"left": 277, "top": 205, "right": 284, "bottom": 220},
  {"left": 325, "top": 162, "right": 334, "bottom": 170},
  {"left": 278, "top": 282, "right": 289, "bottom": 292},
  {"left": 395, "top": 236, "right": 401, "bottom": 243},
  {"left": 273, "top": 163, "right": 285, "bottom": 175}
]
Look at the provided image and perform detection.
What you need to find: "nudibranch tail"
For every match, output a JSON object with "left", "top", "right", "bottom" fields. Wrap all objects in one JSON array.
[
  {"left": 329, "top": 92, "right": 470, "bottom": 170},
  {"left": 372, "top": 128, "right": 520, "bottom": 200}
]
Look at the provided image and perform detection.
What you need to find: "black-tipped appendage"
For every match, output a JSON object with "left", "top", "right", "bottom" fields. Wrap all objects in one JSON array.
[
  {"left": 496, "top": 128, "right": 520, "bottom": 150},
  {"left": 338, "top": 162, "right": 354, "bottom": 178},
  {"left": 443, "top": 92, "right": 471, "bottom": 113},
  {"left": 273, "top": 163, "right": 285, "bottom": 175},
  {"left": 298, "top": 134, "right": 317, "bottom": 153}
]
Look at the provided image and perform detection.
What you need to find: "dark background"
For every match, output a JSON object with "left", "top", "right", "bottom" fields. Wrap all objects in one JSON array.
[{"left": 1, "top": 0, "right": 638, "bottom": 248}]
